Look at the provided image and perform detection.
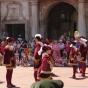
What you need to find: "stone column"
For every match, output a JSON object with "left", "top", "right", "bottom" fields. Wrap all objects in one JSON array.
[
  {"left": 0, "top": 1, "right": 2, "bottom": 32},
  {"left": 78, "top": 0, "right": 86, "bottom": 37},
  {"left": 30, "top": 0, "right": 39, "bottom": 38},
  {"left": 85, "top": 1, "right": 88, "bottom": 39}
]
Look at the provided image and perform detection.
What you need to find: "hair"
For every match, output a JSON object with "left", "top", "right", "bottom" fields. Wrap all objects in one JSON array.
[
  {"left": 35, "top": 36, "right": 41, "bottom": 41},
  {"left": 6, "top": 37, "right": 14, "bottom": 43},
  {"left": 42, "top": 46, "right": 51, "bottom": 52}
]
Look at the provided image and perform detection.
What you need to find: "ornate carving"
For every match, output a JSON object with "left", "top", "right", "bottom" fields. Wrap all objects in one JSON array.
[{"left": 5, "top": 1, "right": 23, "bottom": 21}]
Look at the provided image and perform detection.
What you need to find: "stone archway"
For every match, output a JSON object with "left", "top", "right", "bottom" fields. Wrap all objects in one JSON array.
[{"left": 46, "top": 2, "right": 77, "bottom": 40}]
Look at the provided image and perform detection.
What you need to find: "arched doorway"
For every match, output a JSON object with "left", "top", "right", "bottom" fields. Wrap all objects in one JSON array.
[{"left": 47, "top": 2, "right": 77, "bottom": 40}]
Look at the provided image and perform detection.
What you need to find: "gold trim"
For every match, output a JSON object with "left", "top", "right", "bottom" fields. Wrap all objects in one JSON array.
[
  {"left": 3, "top": 64, "right": 12, "bottom": 66},
  {"left": 6, "top": 67, "right": 16, "bottom": 69}
]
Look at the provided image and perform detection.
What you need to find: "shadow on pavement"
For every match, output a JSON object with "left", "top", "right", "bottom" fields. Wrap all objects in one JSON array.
[
  {"left": 0, "top": 81, "right": 5, "bottom": 84},
  {"left": 69, "top": 77, "right": 86, "bottom": 80},
  {"left": 51, "top": 73, "right": 59, "bottom": 77}
]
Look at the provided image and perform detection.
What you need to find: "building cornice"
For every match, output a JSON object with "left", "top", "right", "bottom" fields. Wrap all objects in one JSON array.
[
  {"left": 0, "top": 0, "right": 38, "bottom": 2},
  {"left": 79, "top": 0, "right": 88, "bottom": 3},
  {"left": 0, "top": 0, "right": 30, "bottom": 2}
]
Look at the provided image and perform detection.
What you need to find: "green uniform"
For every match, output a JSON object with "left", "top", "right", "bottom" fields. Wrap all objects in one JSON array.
[{"left": 31, "top": 79, "right": 64, "bottom": 88}]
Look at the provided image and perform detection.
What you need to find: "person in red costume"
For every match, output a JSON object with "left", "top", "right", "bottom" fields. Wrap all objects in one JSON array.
[
  {"left": 70, "top": 31, "right": 88, "bottom": 78},
  {"left": 37, "top": 45, "right": 53, "bottom": 80},
  {"left": 0, "top": 40, "right": 5, "bottom": 65},
  {"left": 33, "top": 34, "right": 43, "bottom": 81},
  {"left": 3, "top": 37, "right": 16, "bottom": 88},
  {"left": 79, "top": 43, "right": 87, "bottom": 77},
  {"left": 69, "top": 43, "right": 78, "bottom": 78}
]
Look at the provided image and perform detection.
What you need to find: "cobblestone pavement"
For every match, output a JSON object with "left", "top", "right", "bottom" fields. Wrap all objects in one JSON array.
[{"left": 0, "top": 66, "right": 88, "bottom": 88}]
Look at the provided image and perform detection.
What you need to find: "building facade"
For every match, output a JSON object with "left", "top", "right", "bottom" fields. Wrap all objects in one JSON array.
[{"left": 0, "top": 0, "right": 88, "bottom": 41}]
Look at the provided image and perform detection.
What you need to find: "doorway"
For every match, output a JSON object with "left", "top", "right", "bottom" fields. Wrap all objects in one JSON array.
[
  {"left": 6, "top": 24, "right": 25, "bottom": 39},
  {"left": 47, "top": 2, "right": 77, "bottom": 40}
]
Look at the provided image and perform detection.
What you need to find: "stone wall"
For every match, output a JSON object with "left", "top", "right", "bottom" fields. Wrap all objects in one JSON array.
[
  {"left": 0, "top": 0, "right": 88, "bottom": 40},
  {"left": 0, "top": 0, "right": 31, "bottom": 41}
]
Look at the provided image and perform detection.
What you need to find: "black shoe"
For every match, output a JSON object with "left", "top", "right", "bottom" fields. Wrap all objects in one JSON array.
[
  {"left": 72, "top": 75, "right": 76, "bottom": 79},
  {"left": 82, "top": 74, "right": 85, "bottom": 77},
  {"left": 11, "top": 84, "right": 20, "bottom": 88},
  {"left": 7, "top": 84, "right": 12, "bottom": 88},
  {"left": 11, "top": 84, "right": 16, "bottom": 87}
]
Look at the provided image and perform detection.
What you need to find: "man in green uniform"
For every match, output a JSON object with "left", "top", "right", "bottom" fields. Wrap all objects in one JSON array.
[{"left": 31, "top": 79, "right": 64, "bottom": 88}]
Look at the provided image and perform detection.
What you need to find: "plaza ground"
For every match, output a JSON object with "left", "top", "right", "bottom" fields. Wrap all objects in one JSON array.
[{"left": 0, "top": 66, "right": 88, "bottom": 88}]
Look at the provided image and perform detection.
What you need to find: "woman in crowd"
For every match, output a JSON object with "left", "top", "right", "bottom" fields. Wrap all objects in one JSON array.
[{"left": 52, "top": 40, "right": 62, "bottom": 66}]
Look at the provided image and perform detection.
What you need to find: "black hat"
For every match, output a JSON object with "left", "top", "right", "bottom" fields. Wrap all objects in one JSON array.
[{"left": 6, "top": 37, "right": 14, "bottom": 43}]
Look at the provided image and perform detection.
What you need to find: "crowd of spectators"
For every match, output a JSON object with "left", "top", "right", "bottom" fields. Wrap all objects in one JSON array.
[{"left": 0, "top": 33, "right": 88, "bottom": 67}]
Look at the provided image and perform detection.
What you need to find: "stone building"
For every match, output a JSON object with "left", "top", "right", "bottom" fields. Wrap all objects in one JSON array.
[{"left": 0, "top": 0, "right": 88, "bottom": 41}]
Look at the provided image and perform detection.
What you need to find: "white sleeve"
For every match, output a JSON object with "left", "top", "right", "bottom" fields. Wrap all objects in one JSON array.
[{"left": 38, "top": 47, "right": 43, "bottom": 56}]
